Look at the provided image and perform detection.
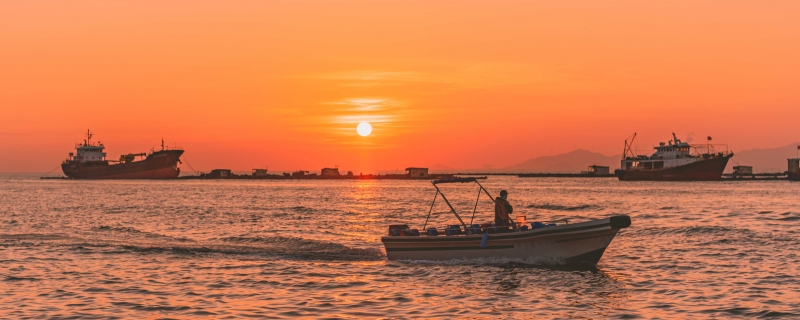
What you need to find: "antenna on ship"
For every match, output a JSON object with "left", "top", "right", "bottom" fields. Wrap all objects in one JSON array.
[
  {"left": 86, "top": 129, "right": 93, "bottom": 146},
  {"left": 161, "top": 138, "right": 165, "bottom": 151}
]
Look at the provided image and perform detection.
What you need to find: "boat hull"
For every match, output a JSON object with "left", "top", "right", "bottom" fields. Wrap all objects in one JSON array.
[
  {"left": 381, "top": 216, "right": 630, "bottom": 265},
  {"left": 61, "top": 150, "right": 183, "bottom": 179},
  {"left": 789, "top": 171, "right": 800, "bottom": 181},
  {"left": 615, "top": 154, "right": 732, "bottom": 181}
]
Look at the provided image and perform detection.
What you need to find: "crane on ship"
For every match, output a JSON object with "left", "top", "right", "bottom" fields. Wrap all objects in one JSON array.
[{"left": 622, "top": 132, "right": 637, "bottom": 160}]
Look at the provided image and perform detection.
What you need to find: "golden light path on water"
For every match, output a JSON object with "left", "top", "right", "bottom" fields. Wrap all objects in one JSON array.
[{"left": 1, "top": 174, "right": 799, "bottom": 318}]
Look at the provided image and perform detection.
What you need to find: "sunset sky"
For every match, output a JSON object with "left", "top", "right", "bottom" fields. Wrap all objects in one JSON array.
[{"left": 1, "top": 1, "right": 798, "bottom": 172}]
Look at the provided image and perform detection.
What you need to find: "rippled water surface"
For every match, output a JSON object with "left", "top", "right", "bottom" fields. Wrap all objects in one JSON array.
[{"left": 2, "top": 174, "right": 799, "bottom": 318}]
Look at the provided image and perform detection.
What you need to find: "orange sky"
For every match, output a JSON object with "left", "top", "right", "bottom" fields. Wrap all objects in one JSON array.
[{"left": 1, "top": 1, "right": 799, "bottom": 172}]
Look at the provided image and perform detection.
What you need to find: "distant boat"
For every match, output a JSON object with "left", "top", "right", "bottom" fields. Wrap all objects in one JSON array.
[
  {"left": 61, "top": 130, "right": 183, "bottom": 179},
  {"left": 614, "top": 133, "right": 733, "bottom": 181}
]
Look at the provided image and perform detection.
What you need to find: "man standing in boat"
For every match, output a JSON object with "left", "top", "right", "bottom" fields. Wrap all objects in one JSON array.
[{"left": 495, "top": 190, "right": 513, "bottom": 229}]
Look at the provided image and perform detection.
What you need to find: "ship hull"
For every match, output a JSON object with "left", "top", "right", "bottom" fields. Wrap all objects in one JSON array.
[
  {"left": 789, "top": 172, "right": 800, "bottom": 181},
  {"left": 615, "top": 154, "right": 732, "bottom": 181},
  {"left": 62, "top": 150, "right": 183, "bottom": 179}
]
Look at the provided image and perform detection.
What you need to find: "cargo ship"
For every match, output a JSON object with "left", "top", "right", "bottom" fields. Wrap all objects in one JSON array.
[
  {"left": 61, "top": 130, "right": 183, "bottom": 179},
  {"left": 614, "top": 133, "right": 733, "bottom": 181}
]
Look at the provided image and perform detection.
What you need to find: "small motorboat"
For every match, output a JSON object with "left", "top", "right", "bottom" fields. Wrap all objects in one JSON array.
[{"left": 381, "top": 178, "right": 631, "bottom": 265}]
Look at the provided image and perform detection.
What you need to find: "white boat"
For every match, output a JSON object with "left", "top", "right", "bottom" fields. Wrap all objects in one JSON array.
[{"left": 381, "top": 178, "right": 631, "bottom": 265}]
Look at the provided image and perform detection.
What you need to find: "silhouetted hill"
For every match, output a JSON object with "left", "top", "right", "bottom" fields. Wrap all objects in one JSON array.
[
  {"left": 505, "top": 149, "right": 620, "bottom": 172},
  {"left": 727, "top": 142, "right": 800, "bottom": 173}
]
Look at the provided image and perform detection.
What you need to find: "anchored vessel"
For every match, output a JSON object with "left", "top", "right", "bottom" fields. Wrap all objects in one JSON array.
[
  {"left": 381, "top": 178, "right": 631, "bottom": 265},
  {"left": 615, "top": 133, "right": 733, "bottom": 181},
  {"left": 61, "top": 130, "right": 183, "bottom": 179}
]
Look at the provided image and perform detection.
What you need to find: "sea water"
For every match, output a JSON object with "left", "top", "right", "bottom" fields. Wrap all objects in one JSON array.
[{"left": 1, "top": 174, "right": 799, "bottom": 318}]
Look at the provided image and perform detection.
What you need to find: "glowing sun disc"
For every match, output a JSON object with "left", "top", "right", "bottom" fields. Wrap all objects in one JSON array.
[{"left": 357, "top": 122, "right": 372, "bottom": 136}]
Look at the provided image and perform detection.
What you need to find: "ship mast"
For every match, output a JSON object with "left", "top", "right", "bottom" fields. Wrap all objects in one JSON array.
[{"left": 86, "top": 129, "right": 94, "bottom": 146}]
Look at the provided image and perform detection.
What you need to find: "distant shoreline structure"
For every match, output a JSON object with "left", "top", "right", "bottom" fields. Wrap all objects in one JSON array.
[{"left": 179, "top": 167, "right": 470, "bottom": 180}]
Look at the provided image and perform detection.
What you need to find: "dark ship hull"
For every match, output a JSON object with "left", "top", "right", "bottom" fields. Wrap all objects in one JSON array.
[
  {"left": 615, "top": 154, "right": 732, "bottom": 181},
  {"left": 62, "top": 150, "right": 183, "bottom": 179},
  {"left": 789, "top": 171, "right": 800, "bottom": 181}
]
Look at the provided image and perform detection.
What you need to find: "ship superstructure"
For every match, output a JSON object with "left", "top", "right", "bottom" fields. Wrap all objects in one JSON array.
[
  {"left": 61, "top": 130, "right": 183, "bottom": 179},
  {"left": 615, "top": 133, "right": 733, "bottom": 181}
]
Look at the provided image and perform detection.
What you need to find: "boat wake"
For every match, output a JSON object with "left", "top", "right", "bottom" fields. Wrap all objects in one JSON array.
[{"left": 0, "top": 232, "right": 384, "bottom": 261}]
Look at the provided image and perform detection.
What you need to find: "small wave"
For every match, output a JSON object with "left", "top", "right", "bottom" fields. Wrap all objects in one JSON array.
[
  {"left": 0, "top": 233, "right": 70, "bottom": 241},
  {"left": 4, "top": 276, "right": 39, "bottom": 281},
  {"left": 702, "top": 308, "right": 797, "bottom": 318},
  {"left": 97, "top": 226, "right": 143, "bottom": 233},
  {"left": 678, "top": 226, "right": 738, "bottom": 235},
  {"left": 631, "top": 226, "right": 745, "bottom": 237},
  {"left": 627, "top": 226, "right": 799, "bottom": 246},
  {"left": 758, "top": 211, "right": 774, "bottom": 214},
  {"left": 527, "top": 204, "right": 599, "bottom": 211},
  {"left": 94, "top": 226, "right": 194, "bottom": 242},
  {"left": 777, "top": 216, "right": 800, "bottom": 221},
  {"left": 291, "top": 206, "right": 315, "bottom": 213}
]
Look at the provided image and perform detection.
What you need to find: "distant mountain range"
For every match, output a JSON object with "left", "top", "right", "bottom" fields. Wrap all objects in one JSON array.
[
  {"left": 724, "top": 142, "right": 800, "bottom": 173},
  {"left": 500, "top": 143, "right": 800, "bottom": 173},
  {"left": 504, "top": 149, "right": 621, "bottom": 172}
]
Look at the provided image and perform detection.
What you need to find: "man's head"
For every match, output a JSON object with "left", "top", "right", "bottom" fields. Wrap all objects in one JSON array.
[{"left": 500, "top": 190, "right": 508, "bottom": 200}]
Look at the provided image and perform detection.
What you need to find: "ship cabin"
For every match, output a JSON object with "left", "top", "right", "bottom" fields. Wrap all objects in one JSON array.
[
  {"left": 733, "top": 166, "right": 753, "bottom": 175},
  {"left": 788, "top": 159, "right": 800, "bottom": 174},
  {"left": 252, "top": 168, "right": 268, "bottom": 176},
  {"left": 66, "top": 130, "right": 107, "bottom": 163},
  {"left": 620, "top": 133, "right": 710, "bottom": 171},
  {"left": 321, "top": 167, "right": 341, "bottom": 176},
  {"left": 405, "top": 167, "right": 429, "bottom": 177},
  {"left": 621, "top": 140, "right": 695, "bottom": 171},
  {"left": 73, "top": 144, "right": 107, "bottom": 163},
  {"left": 586, "top": 165, "right": 610, "bottom": 175},
  {"left": 210, "top": 169, "right": 232, "bottom": 178}
]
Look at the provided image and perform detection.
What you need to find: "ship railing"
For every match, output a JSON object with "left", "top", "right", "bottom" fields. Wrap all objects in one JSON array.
[
  {"left": 421, "top": 211, "right": 571, "bottom": 230},
  {"left": 690, "top": 143, "right": 731, "bottom": 157},
  {"left": 420, "top": 217, "right": 574, "bottom": 235}
]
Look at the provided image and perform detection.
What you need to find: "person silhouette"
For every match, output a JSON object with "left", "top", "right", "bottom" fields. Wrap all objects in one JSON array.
[{"left": 494, "top": 190, "right": 513, "bottom": 230}]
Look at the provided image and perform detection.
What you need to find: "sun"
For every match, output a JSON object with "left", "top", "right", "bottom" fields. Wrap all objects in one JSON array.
[{"left": 356, "top": 122, "right": 372, "bottom": 136}]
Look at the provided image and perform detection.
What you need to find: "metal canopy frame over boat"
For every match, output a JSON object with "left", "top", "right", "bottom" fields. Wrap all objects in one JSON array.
[{"left": 421, "top": 177, "right": 498, "bottom": 233}]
